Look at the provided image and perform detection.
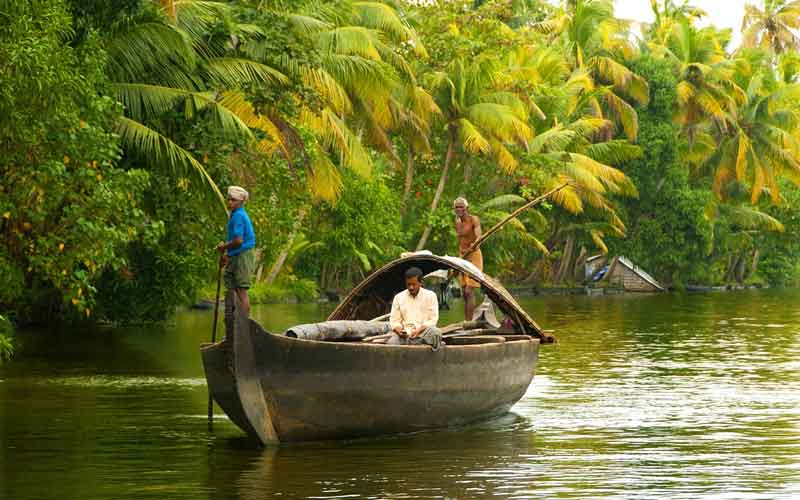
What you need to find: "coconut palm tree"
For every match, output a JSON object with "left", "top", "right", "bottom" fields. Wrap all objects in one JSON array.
[
  {"left": 414, "top": 56, "right": 533, "bottom": 250},
  {"left": 652, "top": 20, "right": 741, "bottom": 143},
  {"left": 742, "top": 0, "right": 800, "bottom": 54},
  {"left": 107, "top": 1, "right": 289, "bottom": 208},
  {"left": 236, "top": 0, "right": 427, "bottom": 202},
  {"left": 460, "top": 33, "right": 641, "bottom": 263},
  {"left": 698, "top": 64, "right": 800, "bottom": 203},
  {"left": 502, "top": 47, "right": 641, "bottom": 228},
  {"left": 706, "top": 199, "right": 785, "bottom": 282},
  {"left": 533, "top": 0, "right": 649, "bottom": 141},
  {"left": 241, "top": 0, "right": 429, "bottom": 280},
  {"left": 394, "top": 83, "right": 441, "bottom": 213},
  {"left": 646, "top": 0, "right": 707, "bottom": 48}
]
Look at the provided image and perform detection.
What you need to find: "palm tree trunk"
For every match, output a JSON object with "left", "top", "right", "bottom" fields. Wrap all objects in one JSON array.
[
  {"left": 401, "top": 145, "right": 415, "bottom": 215},
  {"left": 553, "top": 234, "right": 575, "bottom": 284},
  {"left": 161, "top": 0, "right": 176, "bottom": 19},
  {"left": 573, "top": 246, "right": 588, "bottom": 282},
  {"left": 724, "top": 255, "right": 733, "bottom": 282},
  {"left": 415, "top": 138, "right": 456, "bottom": 251},
  {"left": 735, "top": 252, "right": 747, "bottom": 284},
  {"left": 747, "top": 248, "right": 760, "bottom": 280},
  {"left": 265, "top": 206, "right": 307, "bottom": 285},
  {"left": 725, "top": 254, "right": 739, "bottom": 283}
]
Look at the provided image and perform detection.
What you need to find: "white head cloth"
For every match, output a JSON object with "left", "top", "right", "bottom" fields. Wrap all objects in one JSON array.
[
  {"left": 453, "top": 196, "right": 468, "bottom": 208},
  {"left": 228, "top": 186, "right": 249, "bottom": 202}
]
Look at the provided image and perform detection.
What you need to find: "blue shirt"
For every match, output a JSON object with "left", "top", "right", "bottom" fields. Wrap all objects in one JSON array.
[{"left": 226, "top": 206, "right": 256, "bottom": 256}]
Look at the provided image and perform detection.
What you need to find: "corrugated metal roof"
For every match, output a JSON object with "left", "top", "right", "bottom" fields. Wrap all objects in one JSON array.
[{"left": 616, "top": 256, "right": 665, "bottom": 291}]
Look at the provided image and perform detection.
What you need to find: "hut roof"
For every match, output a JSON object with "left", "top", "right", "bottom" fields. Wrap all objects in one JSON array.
[{"left": 612, "top": 256, "right": 665, "bottom": 291}]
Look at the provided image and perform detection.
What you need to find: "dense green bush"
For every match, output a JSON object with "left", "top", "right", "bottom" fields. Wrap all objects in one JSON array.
[
  {"left": 758, "top": 184, "right": 800, "bottom": 286},
  {"left": 249, "top": 278, "right": 319, "bottom": 304},
  {"left": 610, "top": 55, "right": 714, "bottom": 286},
  {"left": 0, "top": 315, "right": 13, "bottom": 363},
  {"left": 297, "top": 169, "right": 407, "bottom": 289},
  {"left": 0, "top": 0, "right": 154, "bottom": 322}
]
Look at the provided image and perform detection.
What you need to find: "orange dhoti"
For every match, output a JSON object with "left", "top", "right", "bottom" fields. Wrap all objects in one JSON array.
[{"left": 459, "top": 248, "right": 483, "bottom": 288}]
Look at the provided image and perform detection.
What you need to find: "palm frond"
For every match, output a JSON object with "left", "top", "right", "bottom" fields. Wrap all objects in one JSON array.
[
  {"left": 602, "top": 89, "right": 639, "bottom": 141},
  {"left": 590, "top": 229, "right": 608, "bottom": 254},
  {"left": 720, "top": 204, "right": 785, "bottom": 232},
  {"left": 529, "top": 126, "right": 576, "bottom": 154},
  {"left": 114, "top": 116, "right": 225, "bottom": 209},
  {"left": 457, "top": 118, "right": 491, "bottom": 154},
  {"left": 735, "top": 133, "right": 751, "bottom": 181},
  {"left": 202, "top": 58, "right": 288, "bottom": 87},
  {"left": 320, "top": 53, "right": 394, "bottom": 94},
  {"left": 584, "top": 140, "right": 643, "bottom": 165},
  {"left": 492, "top": 140, "right": 518, "bottom": 173},
  {"left": 480, "top": 194, "right": 526, "bottom": 210},
  {"left": 308, "top": 153, "right": 343, "bottom": 202},
  {"left": 353, "top": 1, "right": 423, "bottom": 52},
  {"left": 174, "top": 0, "right": 233, "bottom": 48},
  {"left": 551, "top": 182, "right": 584, "bottom": 214},
  {"left": 107, "top": 21, "right": 195, "bottom": 84},
  {"left": 302, "top": 108, "right": 372, "bottom": 178},
  {"left": 567, "top": 117, "right": 614, "bottom": 137},
  {"left": 571, "top": 153, "right": 638, "bottom": 197},
  {"left": 218, "top": 91, "right": 286, "bottom": 156},
  {"left": 112, "top": 82, "right": 190, "bottom": 121},
  {"left": 287, "top": 14, "right": 332, "bottom": 36},
  {"left": 300, "top": 67, "right": 353, "bottom": 114},
  {"left": 466, "top": 103, "right": 532, "bottom": 144}
]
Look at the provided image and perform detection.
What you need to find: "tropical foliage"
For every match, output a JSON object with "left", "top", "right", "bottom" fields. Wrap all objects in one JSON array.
[{"left": 3, "top": 0, "right": 800, "bottom": 327}]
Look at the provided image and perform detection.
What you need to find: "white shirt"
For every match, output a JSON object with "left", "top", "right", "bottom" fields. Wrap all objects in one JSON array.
[{"left": 389, "top": 288, "right": 439, "bottom": 334}]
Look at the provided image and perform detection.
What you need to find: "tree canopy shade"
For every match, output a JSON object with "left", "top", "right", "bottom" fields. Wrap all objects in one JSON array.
[
  {"left": 0, "top": 0, "right": 157, "bottom": 320},
  {"left": 3, "top": 0, "right": 800, "bottom": 326}
]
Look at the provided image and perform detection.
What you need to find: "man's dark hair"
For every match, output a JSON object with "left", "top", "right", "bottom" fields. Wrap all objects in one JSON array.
[{"left": 404, "top": 267, "right": 423, "bottom": 280}]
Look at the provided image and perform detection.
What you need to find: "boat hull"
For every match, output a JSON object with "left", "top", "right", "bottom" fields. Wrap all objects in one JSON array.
[{"left": 202, "top": 319, "right": 539, "bottom": 443}]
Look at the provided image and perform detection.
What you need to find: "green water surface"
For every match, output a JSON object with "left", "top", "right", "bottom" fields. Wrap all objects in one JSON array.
[{"left": 1, "top": 290, "right": 799, "bottom": 499}]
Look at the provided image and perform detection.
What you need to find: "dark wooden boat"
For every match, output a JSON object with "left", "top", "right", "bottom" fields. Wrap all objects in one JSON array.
[{"left": 201, "top": 253, "right": 553, "bottom": 444}]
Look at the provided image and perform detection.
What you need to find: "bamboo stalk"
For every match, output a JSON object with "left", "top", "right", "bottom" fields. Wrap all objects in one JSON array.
[
  {"left": 207, "top": 258, "right": 223, "bottom": 433},
  {"left": 463, "top": 183, "right": 569, "bottom": 258}
]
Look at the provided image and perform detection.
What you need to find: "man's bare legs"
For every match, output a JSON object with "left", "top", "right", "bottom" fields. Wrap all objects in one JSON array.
[
  {"left": 236, "top": 288, "right": 251, "bottom": 316},
  {"left": 463, "top": 285, "right": 476, "bottom": 321}
]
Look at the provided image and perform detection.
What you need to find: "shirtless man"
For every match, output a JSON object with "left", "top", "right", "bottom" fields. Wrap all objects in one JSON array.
[{"left": 454, "top": 197, "right": 482, "bottom": 321}]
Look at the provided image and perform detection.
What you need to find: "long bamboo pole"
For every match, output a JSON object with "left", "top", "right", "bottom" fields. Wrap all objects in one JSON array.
[
  {"left": 207, "top": 258, "right": 223, "bottom": 433},
  {"left": 463, "top": 182, "right": 569, "bottom": 258}
]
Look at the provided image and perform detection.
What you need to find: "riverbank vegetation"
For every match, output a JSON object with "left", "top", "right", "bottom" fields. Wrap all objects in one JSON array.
[{"left": 3, "top": 0, "right": 800, "bottom": 328}]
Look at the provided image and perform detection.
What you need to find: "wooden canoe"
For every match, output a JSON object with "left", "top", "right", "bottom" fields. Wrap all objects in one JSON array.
[{"left": 200, "top": 253, "right": 552, "bottom": 444}]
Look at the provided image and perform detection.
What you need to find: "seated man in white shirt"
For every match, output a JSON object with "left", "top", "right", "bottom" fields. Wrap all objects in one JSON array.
[{"left": 388, "top": 267, "right": 442, "bottom": 350}]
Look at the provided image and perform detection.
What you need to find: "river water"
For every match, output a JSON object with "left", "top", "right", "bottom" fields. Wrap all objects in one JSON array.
[{"left": 1, "top": 289, "right": 799, "bottom": 499}]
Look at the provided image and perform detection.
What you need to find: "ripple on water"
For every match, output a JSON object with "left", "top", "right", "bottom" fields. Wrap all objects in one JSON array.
[
  {"left": 26, "top": 375, "right": 207, "bottom": 388},
  {"left": 2, "top": 290, "right": 800, "bottom": 500}
]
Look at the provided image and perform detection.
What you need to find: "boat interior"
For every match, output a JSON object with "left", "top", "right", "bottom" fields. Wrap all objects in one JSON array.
[
  {"left": 284, "top": 296, "right": 536, "bottom": 346},
  {"left": 282, "top": 255, "right": 555, "bottom": 345}
]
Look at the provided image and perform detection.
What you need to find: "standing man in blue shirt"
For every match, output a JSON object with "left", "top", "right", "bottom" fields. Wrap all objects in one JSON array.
[{"left": 217, "top": 186, "right": 257, "bottom": 316}]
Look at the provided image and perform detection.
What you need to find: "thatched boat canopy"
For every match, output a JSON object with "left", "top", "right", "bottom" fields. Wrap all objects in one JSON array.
[{"left": 327, "top": 252, "right": 550, "bottom": 341}]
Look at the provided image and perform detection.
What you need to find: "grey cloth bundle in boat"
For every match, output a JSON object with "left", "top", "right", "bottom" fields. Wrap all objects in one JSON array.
[{"left": 285, "top": 320, "right": 392, "bottom": 341}]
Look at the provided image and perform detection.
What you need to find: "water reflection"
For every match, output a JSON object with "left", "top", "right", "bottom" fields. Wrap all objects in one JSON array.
[
  {"left": 232, "top": 414, "right": 537, "bottom": 499},
  {"left": 1, "top": 289, "right": 799, "bottom": 499}
]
